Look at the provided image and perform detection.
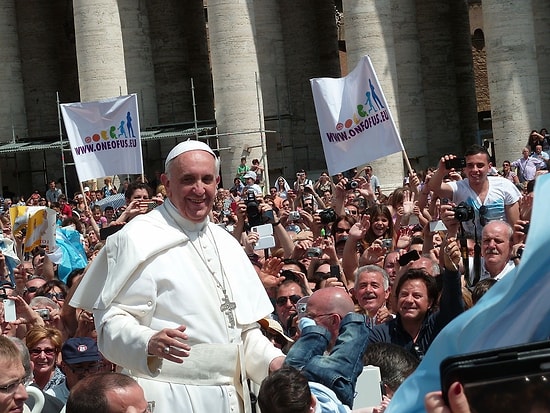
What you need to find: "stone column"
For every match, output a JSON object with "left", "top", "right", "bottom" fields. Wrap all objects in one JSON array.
[
  {"left": 118, "top": 0, "right": 158, "bottom": 128},
  {"left": 0, "top": 0, "right": 27, "bottom": 142},
  {"left": 73, "top": 0, "right": 128, "bottom": 101},
  {"left": 208, "top": 0, "right": 266, "bottom": 187},
  {"left": 483, "top": 0, "right": 540, "bottom": 163},
  {"left": 533, "top": 0, "right": 550, "bottom": 125},
  {"left": 343, "top": 0, "right": 404, "bottom": 191}
]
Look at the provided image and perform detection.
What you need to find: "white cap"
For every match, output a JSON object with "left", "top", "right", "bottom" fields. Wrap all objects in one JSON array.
[
  {"left": 164, "top": 140, "right": 216, "bottom": 171},
  {"left": 243, "top": 171, "right": 257, "bottom": 180},
  {"left": 83, "top": 186, "right": 90, "bottom": 192}
]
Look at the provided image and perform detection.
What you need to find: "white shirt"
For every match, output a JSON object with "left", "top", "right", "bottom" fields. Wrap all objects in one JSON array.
[{"left": 448, "top": 176, "right": 521, "bottom": 239}]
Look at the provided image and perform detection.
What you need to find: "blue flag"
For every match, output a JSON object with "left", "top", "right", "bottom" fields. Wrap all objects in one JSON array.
[{"left": 386, "top": 173, "right": 550, "bottom": 413}]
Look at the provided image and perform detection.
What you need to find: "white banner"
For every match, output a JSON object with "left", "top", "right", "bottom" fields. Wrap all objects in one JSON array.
[
  {"left": 60, "top": 94, "right": 143, "bottom": 182},
  {"left": 310, "top": 55, "right": 404, "bottom": 176}
]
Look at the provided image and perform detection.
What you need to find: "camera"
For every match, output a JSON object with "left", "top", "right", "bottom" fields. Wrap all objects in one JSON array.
[
  {"left": 381, "top": 238, "right": 392, "bottom": 249},
  {"left": 35, "top": 308, "right": 50, "bottom": 321},
  {"left": 522, "top": 222, "right": 530, "bottom": 235},
  {"left": 306, "top": 247, "right": 323, "bottom": 258},
  {"left": 445, "top": 157, "right": 466, "bottom": 170},
  {"left": 245, "top": 189, "right": 263, "bottom": 227},
  {"left": 452, "top": 202, "right": 474, "bottom": 222},
  {"left": 345, "top": 180, "right": 359, "bottom": 190},
  {"left": 319, "top": 208, "right": 337, "bottom": 225},
  {"left": 288, "top": 211, "right": 301, "bottom": 221}
]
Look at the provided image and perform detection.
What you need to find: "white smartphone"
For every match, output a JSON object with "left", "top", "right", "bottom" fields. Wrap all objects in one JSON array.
[
  {"left": 251, "top": 224, "right": 276, "bottom": 250},
  {"left": 3, "top": 299, "right": 16, "bottom": 322}
]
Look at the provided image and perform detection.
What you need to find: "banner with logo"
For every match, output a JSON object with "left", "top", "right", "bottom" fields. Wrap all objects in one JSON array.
[
  {"left": 310, "top": 55, "right": 404, "bottom": 176},
  {"left": 60, "top": 94, "right": 143, "bottom": 182}
]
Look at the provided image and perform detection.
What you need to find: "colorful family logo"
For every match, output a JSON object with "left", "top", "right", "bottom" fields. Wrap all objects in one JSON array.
[
  {"left": 328, "top": 78, "right": 390, "bottom": 143},
  {"left": 82, "top": 111, "right": 136, "bottom": 144}
]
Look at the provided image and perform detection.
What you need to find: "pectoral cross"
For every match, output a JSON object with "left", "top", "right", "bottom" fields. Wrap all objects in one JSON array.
[{"left": 220, "top": 294, "right": 236, "bottom": 328}]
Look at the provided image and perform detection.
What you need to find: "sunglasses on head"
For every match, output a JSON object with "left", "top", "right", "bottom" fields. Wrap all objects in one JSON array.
[{"left": 275, "top": 295, "right": 301, "bottom": 307}]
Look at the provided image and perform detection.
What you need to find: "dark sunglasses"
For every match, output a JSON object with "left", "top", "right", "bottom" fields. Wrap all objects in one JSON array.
[
  {"left": 334, "top": 227, "right": 349, "bottom": 234},
  {"left": 29, "top": 348, "right": 56, "bottom": 356},
  {"left": 312, "top": 271, "right": 331, "bottom": 282},
  {"left": 275, "top": 295, "right": 301, "bottom": 307},
  {"left": 45, "top": 292, "right": 66, "bottom": 301},
  {"left": 25, "top": 286, "right": 39, "bottom": 294},
  {"left": 479, "top": 205, "right": 488, "bottom": 226}
]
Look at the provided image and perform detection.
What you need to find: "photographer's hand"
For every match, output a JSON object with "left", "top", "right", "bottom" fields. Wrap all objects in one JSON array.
[
  {"left": 425, "top": 382, "right": 471, "bottom": 413},
  {"left": 440, "top": 203, "right": 459, "bottom": 238}
]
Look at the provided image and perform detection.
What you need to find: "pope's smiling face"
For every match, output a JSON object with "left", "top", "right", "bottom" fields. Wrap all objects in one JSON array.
[{"left": 162, "top": 150, "right": 220, "bottom": 223}]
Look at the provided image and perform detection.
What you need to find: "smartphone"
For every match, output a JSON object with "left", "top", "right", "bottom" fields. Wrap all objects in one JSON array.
[
  {"left": 3, "top": 299, "right": 16, "bottom": 322},
  {"left": 398, "top": 249, "right": 421, "bottom": 266},
  {"left": 445, "top": 157, "right": 466, "bottom": 170},
  {"left": 440, "top": 340, "right": 550, "bottom": 411},
  {"left": 142, "top": 201, "right": 158, "bottom": 212},
  {"left": 251, "top": 224, "right": 275, "bottom": 250}
]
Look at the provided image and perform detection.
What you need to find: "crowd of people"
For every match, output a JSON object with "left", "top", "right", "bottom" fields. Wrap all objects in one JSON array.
[{"left": 0, "top": 130, "right": 546, "bottom": 413}]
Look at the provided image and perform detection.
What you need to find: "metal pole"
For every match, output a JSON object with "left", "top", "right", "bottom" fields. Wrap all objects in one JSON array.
[
  {"left": 255, "top": 72, "right": 269, "bottom": 194},
  {"left": 56, "top": 91, "right": 68, "bottom": 196},
  {"left": 191, "top": 78, "right": 199, "bottom": 140}
]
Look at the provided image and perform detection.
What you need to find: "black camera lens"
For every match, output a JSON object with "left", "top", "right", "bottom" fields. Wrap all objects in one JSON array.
[
  {"left": 453, "top": 202, "right": 475, "bottom": 222},
  {"left": 345, "top": 180, "right": 359, "bottom": 190}
]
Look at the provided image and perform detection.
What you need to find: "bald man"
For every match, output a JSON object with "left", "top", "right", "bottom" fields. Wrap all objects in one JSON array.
[{"left": 284, "top": 288, "right": 368, "bottom": 408}]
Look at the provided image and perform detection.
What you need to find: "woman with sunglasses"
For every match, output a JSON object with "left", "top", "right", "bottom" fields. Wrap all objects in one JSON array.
[
  {"left": 35, "top": 280, "right": 68, "bottom": 309},
  {"left": 25, "top": 326, "right": 68, "bottom": 402}
]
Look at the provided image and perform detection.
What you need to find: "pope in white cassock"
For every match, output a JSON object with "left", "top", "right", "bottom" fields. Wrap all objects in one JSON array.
[{"left": 70, "top": 140, "right": 285, "bottom": 413}]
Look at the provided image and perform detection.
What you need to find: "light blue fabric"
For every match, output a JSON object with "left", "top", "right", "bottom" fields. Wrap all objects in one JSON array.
[
  {"left": 310, "top": 382, "right": 351, "bottom": 413},
  {"left": 386, "top": 173, "right": 550, "bottom": 413},
  {"left": 55, "top": 227, "right": 88, "bottom": 283},
  {"left": 0, "top": 236, "right": 20, "bottom": 285}
]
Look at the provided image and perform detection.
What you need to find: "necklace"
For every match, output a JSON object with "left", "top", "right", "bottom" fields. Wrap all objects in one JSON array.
[
  {"left": 165, "top": 204, "right": 237, "bottom": 328},
  {"left": 198, "top": 227, "right": 237, "bottom": 329}
]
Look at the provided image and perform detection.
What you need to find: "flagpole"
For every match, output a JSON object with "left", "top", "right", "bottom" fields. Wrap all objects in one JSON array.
[{"left": 402, "top": 149, "right": 414, "bottom": 176}]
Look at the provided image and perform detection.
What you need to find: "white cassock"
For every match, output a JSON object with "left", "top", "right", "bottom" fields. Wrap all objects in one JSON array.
[{"left": 70, "top": 200, "right": 283, "bottom": 413}]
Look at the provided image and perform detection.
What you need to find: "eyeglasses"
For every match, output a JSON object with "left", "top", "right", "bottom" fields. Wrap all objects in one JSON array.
[
  {"left": 479, "top": 205, "right": 488, "bottom": 226},
  {"left": 0, "top": 376, "right": 33, "bottom": 394},
  {"left": 334, "top": 227, "right": 349, "bottom": 234},
  {"left": 67, "top": 363, "right": 104, "bottom": 375},
  {"left": 29, "top": 348, "right": 56, "bottom": 357},
  {"left": 45, "top": 292, "right": 65, "bottom": 301},
  {"left": 306, "top": 312, "right": 336, "bottom": 321},
  {"left": 275, "top": 295, "right": 301, "bottom": 307},
  {"left": 313, "top": 271, "right": 331, "bottom": 282},
  {"left": 146, "top": 401, "right": 156, "bottom": 413}
]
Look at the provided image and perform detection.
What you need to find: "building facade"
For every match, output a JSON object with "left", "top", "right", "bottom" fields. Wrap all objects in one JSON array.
[{"left": 0, "top": 0, "right": 548, "bottom": 197}]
